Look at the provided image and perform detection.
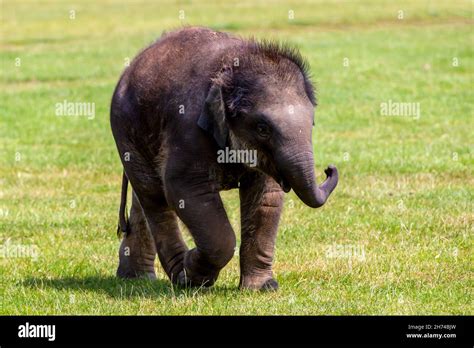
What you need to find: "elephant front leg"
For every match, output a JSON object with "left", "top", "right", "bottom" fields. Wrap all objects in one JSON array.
[
  {"left": 239, "top": 172, "right": 284, "bottom": 291},
  {"left": 166, "top": 177, "right": 236, "bottom": 288}
]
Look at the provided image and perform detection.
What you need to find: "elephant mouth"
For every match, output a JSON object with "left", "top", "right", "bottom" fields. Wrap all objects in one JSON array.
[
  {"left": 264, "top": 161, "right": 291, "bottom": 193},
  {"left": 278, "top": 177, "right": 291, "bottom": 193}
]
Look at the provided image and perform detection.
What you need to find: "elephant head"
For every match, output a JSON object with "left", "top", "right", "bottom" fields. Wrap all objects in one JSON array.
[{"left": 198, "top": 42, "right": 338, "bottom": 208}]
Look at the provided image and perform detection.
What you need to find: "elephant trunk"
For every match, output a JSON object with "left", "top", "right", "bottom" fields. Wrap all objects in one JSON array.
[{"left": 277, "top": 146, "right": 338, "bottom": 208}]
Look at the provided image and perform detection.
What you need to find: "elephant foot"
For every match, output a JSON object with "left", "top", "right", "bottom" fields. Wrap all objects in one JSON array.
[
  {"left": 175, "top": 269, "right": 217, "bottom": 288},
  {"left": 116, "top": 265, "right": 157, "bottom": 280},
  {"left": 239, "top": 275, "right": 279, "bottom": 291},
  {"left": 116, "top": 237, "right": 157, "bottom": 280},
  {"left": 116, "top": 254, "right": 157, "bottom": 280},
  {"left": 172, "top": 248, "right": 225, "bottom": 288}
]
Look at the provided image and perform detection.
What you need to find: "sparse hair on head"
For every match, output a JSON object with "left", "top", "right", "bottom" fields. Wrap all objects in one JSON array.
[{"left": 214, "top": 39, "right": 316, "bottom": 115}]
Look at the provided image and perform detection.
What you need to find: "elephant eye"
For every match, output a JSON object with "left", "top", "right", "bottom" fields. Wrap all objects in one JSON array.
[{"left": 256, "top": 122, "right": 271, "bottom": 138}]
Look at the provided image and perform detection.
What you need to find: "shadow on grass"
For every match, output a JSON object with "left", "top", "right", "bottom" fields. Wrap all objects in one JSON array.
[{"left": 22, "top": 275, "right": 237, "bottom": 299}]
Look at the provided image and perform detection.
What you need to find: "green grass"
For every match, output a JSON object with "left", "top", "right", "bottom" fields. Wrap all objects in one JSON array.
[{"left": 1, "top": 0, "right": 472, "bottom": 315}]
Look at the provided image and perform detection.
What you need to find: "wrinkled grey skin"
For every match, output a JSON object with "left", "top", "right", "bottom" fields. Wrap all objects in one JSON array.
[{"left": 110, "top": 27, "right": 338, "bottom": 290}]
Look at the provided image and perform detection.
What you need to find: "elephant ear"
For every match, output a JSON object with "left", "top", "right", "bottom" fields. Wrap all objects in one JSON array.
[{"left": 198, "top": 68, "right": 232, "bottom": 148}]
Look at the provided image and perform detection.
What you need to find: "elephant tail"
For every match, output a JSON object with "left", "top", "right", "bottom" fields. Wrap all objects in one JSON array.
[{"left": 116, "top": 171, "right": 130, "bottom": 236}]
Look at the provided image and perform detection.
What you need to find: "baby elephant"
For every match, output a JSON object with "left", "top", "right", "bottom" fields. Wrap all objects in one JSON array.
[{"left": 110, "top": 26, "right": 338, "bottom": 291}]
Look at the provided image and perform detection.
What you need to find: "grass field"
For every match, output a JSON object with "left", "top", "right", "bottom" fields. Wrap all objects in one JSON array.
[{"left": 1, "top": 0, "right": 472, "bottom": 315}]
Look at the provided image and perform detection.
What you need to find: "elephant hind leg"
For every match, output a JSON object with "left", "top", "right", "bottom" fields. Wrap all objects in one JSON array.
[
  {"left": 114, "top": 143, "right": 189, "bottom": 283},
  {"left": 117, "top": 191, "right": 157, "bottom": 279}
]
